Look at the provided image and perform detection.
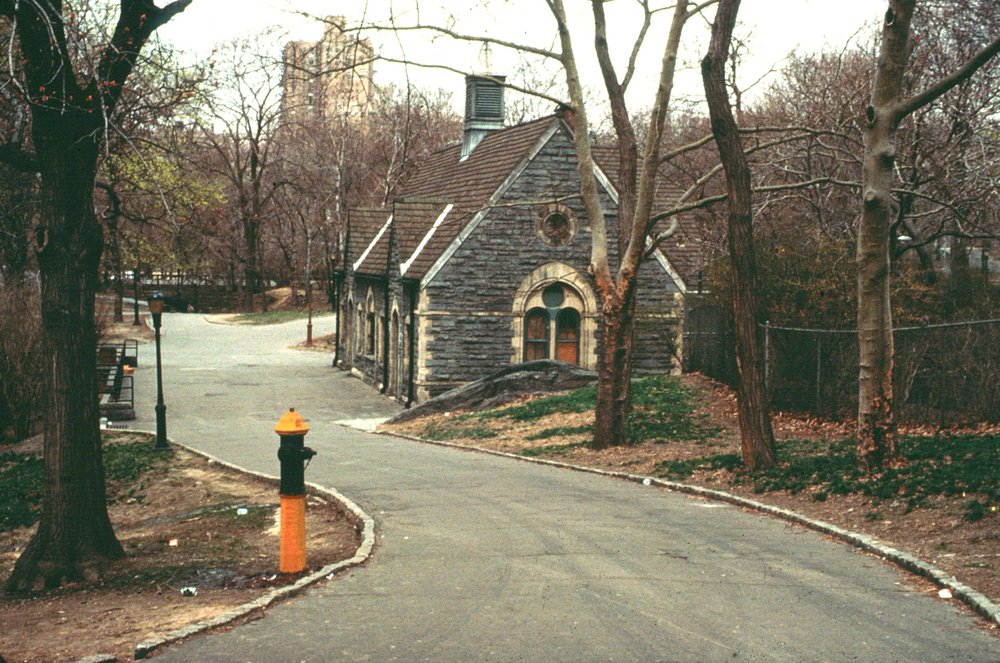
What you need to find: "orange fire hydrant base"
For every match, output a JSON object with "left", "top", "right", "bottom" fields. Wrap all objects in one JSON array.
[{"left": 279, "top": 494, "right": 307, "bottom": 574}]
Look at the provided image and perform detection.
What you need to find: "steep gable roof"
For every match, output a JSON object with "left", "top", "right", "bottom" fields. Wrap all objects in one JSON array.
[
  {"left": 347, "top": 115, "right": 705, "bottom": 290},
  {"left": 347, "top": 208, "right": 391, "bottom": 275},
  {"left": 347, "top": 116, "right": 558, "bottom": 282}
]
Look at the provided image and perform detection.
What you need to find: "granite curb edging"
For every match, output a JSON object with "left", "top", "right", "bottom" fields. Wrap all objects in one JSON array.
[
  {"left": 377, "top": 428, "right": 1000, "bottom": 629},
  {"left": 131, "top": 440, "right": 377, "bottom": 660}
]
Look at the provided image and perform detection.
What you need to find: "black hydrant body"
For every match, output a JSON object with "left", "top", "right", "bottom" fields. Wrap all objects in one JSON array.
[{"left": 277, "top": 433, "right": 316, "bottom": 495}]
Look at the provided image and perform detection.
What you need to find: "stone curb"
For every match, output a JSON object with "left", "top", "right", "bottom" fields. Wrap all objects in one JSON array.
[
  {"left": 377, "top": 429, "right": 1000, "bottom": 629},
  {"left": 131, "top": 440, "right": 377, "bottom": 660}
]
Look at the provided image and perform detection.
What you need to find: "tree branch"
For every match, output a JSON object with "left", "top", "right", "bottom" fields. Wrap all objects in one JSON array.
[
  {"left": 620, "top": 0, "right": 654, "bottom": 93},
  {"left": 686, "top": 0, "right": 720, "bottom": 20},
  {"left": 643, "top": 216, "right": 681, "bottom": 257},
  {"left": 374, "top": 55, "right": 567, "bottom": 107},
  {"left": 893, "top": 34, "right": 1000, "bottom": 122},
  {"left": 96, "top": 0, "right": 193, "bottom": 112},
  {"left": 659, "top": 125, "right": 853, "bottom": 165},
  {"left": 146, "top": 0, "right": 194, "bottom": 31},
  {"left": 358, "top": 23, "right": 558, "bottom": 60}
]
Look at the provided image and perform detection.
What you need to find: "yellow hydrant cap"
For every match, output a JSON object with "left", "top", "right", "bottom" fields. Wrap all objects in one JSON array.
[{"left": 275, "top": 408, "right": 310, "bottom": 436}]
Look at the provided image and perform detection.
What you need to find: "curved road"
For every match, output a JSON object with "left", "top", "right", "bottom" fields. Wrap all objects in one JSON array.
[{"left": 131, "top": 313, "right": 999, "bottom": 662}]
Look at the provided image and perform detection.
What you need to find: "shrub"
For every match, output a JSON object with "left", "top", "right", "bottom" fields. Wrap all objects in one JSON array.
[{"left": 0, "top": 282, "right": 46, "bottom": 442}]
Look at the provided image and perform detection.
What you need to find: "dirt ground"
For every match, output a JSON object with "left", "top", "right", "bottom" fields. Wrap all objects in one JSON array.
[
  {"left": 95, "top": 296, "right": 155, "bottom": 344},
  {"left": 384, "top": 373, "right": 1000, "bottom": 609},
  {"left": 0, "top": 435, "right": 360, "bottom": 663}
]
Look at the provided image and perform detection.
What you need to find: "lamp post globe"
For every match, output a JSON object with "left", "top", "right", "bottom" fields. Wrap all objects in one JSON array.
[{"left": 149, "top": 292, "right": 168, "bottom": 450}]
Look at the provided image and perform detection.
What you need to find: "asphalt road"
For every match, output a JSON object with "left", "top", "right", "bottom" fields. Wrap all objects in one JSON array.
[{"left": 131, "top": 313, "right": 1000, "bottom": 662}]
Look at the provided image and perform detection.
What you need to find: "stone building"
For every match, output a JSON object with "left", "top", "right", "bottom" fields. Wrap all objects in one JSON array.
[
  {"left": 333, "top": 76, "right": 700, "bottom": 405},
  {"left": 280, "top": 16, "right": 374, "bottom": 124}
]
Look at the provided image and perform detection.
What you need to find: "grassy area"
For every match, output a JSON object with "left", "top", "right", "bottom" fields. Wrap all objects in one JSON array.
[
  {"left": 654, "top": 434, "right": 1000, "bottom": 514},
  {"left": 518, "top": 442, "right": 586, "bottom": 457},
  {"left": 407, "top": 374, "right": 997, "bottom": 516},
  {"left": 230, "top": 310, "right": 332, "bottom": 325},
  {"left": 428, "top": 375, "right": 722, "bottom": 445},
  {"left": 0, "top": 435, "right": 173, "bottom": 531}
]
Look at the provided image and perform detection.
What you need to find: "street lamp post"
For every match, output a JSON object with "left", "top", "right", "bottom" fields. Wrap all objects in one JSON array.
[
  {"left": 149, "top": 292, "right": 168, "bottom": 450},
  {"left": 305, "top": 231, "right": 314, "bottom": 347}
]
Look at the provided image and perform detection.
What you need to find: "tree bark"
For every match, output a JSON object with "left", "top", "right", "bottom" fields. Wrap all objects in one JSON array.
[
  {"left": 856, "top": 2, "right": 916, "bottom": 471},
  {"left": 6, "top": 141, "right": 124, "bottom": 592},
  {"left": 856, "top": 1, "right": 999, "bottom": 471},
  {"left": 547, "top": 0, "right": 693, "bottom": 449},
  {"left": 592, "top": 285, "right": 637, "bottom": 446},
  {"left": 702, "top": 0, "right": 776, "bottom": 470}
]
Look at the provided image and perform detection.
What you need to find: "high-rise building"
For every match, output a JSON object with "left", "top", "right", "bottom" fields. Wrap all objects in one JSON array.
[{"left": 280, "top": 16, "right": 375, "bottom": 124}]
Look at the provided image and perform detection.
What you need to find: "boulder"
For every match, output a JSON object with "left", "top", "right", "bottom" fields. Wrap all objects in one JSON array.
[{"left": 389, "top": 360, "right": 597, "bottom": 423}]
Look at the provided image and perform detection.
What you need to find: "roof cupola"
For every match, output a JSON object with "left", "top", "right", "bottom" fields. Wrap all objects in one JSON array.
[{"left": 461, "top": 74, "right": 505, "bottom": 160}]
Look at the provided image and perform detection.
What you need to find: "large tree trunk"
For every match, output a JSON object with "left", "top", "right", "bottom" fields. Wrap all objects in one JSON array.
[
  {"left": 702, "top": 0, "right": 776, "bottom": 471},
  {"left": 856, "top": 2, "right": 917, "bottom": 471},
  {"left": 6, "top": 148, "right": 124, "bottom": 592},
  {"left": 4, "top": 0, "right": 191, "bottom": 592}
]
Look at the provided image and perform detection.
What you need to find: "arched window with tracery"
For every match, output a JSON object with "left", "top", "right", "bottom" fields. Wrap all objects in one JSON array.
[
  {"left": 524, "top": 308, "right": 550, "bottom": 362},
  {"left": 513, "top": 264, "right": 597, "bottom": 370}
]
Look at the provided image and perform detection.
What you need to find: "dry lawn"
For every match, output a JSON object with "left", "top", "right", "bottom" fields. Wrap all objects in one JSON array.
[{"left": 0, "top": 435, "right": 359, "bottom": 663}]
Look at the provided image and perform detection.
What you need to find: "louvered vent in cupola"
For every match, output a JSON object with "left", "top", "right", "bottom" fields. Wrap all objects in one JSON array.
[{"left": 461, "top": 74, "right": 506, "bottom": 160}]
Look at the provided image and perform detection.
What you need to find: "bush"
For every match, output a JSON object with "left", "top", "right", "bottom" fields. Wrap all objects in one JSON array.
[
  {"left": 0, "top": 436, "right": 173, "bottom": 531},
  {"left": 0, "top": 282, "right": 46, "bottom": 442},
  {"left": 654, "top": 435, "right": 1000, "bottom": 513}
]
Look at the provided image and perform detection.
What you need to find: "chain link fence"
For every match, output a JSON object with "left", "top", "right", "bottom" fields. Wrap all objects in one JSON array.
[{"left": 684, "top": 306, "right": 1000, "bottom": 424}]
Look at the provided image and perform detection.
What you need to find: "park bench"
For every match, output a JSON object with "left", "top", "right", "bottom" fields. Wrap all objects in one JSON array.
[{"left": 97, "top": 341, "right": 136, "bottom": 421}]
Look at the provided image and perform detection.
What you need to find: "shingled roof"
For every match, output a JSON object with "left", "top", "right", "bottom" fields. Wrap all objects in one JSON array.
[
  {"left": 352, "top": 200, "right": 451, "bottom": 277},
  {"left": 348, "top": 116, "right": 557, "bottom": 280},
  {"left": 348, "top": 114, "right": 705, "bottom": 289},
  {"left": 347, "top": 207, "right": 392, "bottom": 276}
]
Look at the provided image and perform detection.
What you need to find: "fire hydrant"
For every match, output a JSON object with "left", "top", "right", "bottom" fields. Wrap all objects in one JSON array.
[{"left": 275, "top": 408, "right": 316, "bottom": 574}]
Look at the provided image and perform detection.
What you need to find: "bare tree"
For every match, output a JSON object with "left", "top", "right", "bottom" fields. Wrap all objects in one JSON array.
[
  {"left": 701, "top": 0, "right": 776, "bottom": 469},
  {"left": 192, "top": 39, "right": 286, "bottom": 311},
  {"left": 855, "top": 0, "right": 999, "bottom": 471},
  {"left": 0, "top": 0, "right": 191, "bottom": 592},
  {"left": 544, "top": 0, "right": 720, "bottom": 448}
]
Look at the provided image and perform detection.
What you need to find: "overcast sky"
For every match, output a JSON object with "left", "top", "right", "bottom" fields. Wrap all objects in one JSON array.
[{"left": 156, "top": 0, "right": 880, "bottom": 115}]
